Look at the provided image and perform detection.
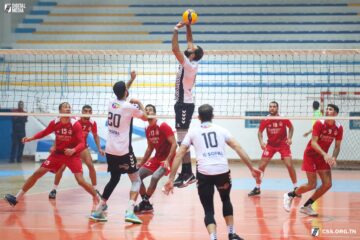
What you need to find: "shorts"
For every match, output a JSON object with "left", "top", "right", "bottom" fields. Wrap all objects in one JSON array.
[
  {"left": 302, "top": 152, "right": 331, "bottom": 173},
  {"left": 197, "top": 170, "right": 232, "bottom": 193},
  {"left": 142, "top": 156, "right": 173, "bottom": 176},
  {"left": 174, "top": 102, "right": 195, "bottom": 130},
  {"left": 41, "top": 153, "right": 83, "bottom": 174},
  {"left": 261, "top": 143, "right": 292, "bottom": 160},
  {"left": 106, "top": 152, "right": 138, "bottom": 174}
]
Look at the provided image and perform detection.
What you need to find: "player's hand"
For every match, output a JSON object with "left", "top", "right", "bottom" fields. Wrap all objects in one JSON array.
[
  {"left": 162, "top": 160, "right": 170, "bottom": 169},
  {"left": 130, "top": 71, "right": 136, "bottom": 81},
  {"left": 22, "top": 136, "right": 33, "bottom": 143},
  {"left": 260, "top": 142, "right": 266, "bottom": 150},
  {"left": 98, "top": 148, "right": 105, "bottom": 156},
  {"left": 303, "top": 132, "right": 310, "bottom": 138},
  {"left": 286, "top": 138, "right": 292, "bottom": 145},
  {"left": 64, "top": 148, "right": 76, "bottom": 156},
  {"left": 325, "top": 155, "right": 337, "bottom": 167},
  {"left": 162, "top": 179, "right": 174, "bottom": 195},
  {"left": 129, "top": 98, "right": 141, "bottom": 105},
  {"left": 251, "top": 168, "right": 263, "bottom": 180},
  {"left": 175, "top": 21, "right": 185, "bottom": 29}
]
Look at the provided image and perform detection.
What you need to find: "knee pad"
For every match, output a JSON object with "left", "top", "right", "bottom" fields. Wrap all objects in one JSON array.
[
  {"left": 204, "top": 213, "right": 216, "bottom": 226},
  {"left": 222, "top": 199, "right": 233, "bottom": 217}
]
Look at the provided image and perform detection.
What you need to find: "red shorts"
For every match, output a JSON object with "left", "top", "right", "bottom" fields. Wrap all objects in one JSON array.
[
  {"left": 41, "top": 153, "right": 83, "bottom": 174},
  {"left": 302, "top": 152, "right": 330, "bottom": 173},
  {"left": 142, "top": 156, "right": 172, "bottom": 176},
  {"left": 261, "top": 143, "right": 292, "bottom": 160}
]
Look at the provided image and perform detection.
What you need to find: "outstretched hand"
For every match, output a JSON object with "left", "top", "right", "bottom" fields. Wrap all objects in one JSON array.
[
  {"left": 162, "top": 179, "right": 174, "bottom": 195},
  {"left": 175, "top": 21, "right": 185, "bottom": 29},
  {"left": 251, "top": 168, "right": 263, "bottom": 181}
]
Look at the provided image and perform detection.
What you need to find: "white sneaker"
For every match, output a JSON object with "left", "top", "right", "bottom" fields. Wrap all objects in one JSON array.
[
  {"left": 300, "top": 205, "right": 318, "bottom": 216},
  {"left": 283, "top": 193, "right": 293, "bottom": 212}
]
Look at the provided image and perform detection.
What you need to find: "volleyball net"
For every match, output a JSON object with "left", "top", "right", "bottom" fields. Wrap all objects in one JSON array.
[{"left": 0, "top": 49, "right": 359, "bottom": 162}]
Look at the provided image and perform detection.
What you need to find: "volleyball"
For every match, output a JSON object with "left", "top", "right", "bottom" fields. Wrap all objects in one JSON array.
[{"left": 182, "top": 9, "right": 198, "bottom": 25}]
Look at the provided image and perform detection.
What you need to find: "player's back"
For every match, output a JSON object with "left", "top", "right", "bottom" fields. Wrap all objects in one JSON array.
[
  {"left": 185, "top": 122, "right": 230, "bottom": 175},
  {"left": 105, "top": 99, "right": 143, "bottom": 156}
]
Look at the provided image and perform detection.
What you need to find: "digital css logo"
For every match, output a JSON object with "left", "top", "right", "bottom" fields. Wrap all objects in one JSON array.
[{"left": 311, "top": 227, "right": 320, "bottom": 237}]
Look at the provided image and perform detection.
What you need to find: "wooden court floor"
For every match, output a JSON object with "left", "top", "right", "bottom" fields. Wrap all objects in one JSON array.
[{"left": 0, "top": 162, "right": 359, "bottom": 239}]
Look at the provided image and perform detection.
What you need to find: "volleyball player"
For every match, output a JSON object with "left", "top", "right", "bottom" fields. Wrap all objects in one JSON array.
[
  {"left": 4, "top": 102, "right": 99, "bottom": 209},
  {"left": 284, "top": 104, "right": 343, "bottom": 216},
  {"left": 90, "top": 79, "right": 147, "bottom": 224},
  {"left": 172, "top": 21, "right": 204, "bottom": 188},
  {"left": 248, "top": 101, "right": 298, "bottom": 197},
  {"left": 48, "top": 104, "right": 105, "bottom": 199},
  {"left": 134, "top": 104, "right": 177, "bottom": 213},
  {"left": 164, "top": 104, "right": 261, "bottom": 240}
]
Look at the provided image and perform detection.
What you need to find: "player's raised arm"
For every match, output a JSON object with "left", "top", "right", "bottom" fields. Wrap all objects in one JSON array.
[
  {"left": 172, "top": 21, "right": 186, "bottom": 64},
  {"left": 126, "top": 71, "right": 136, "bottom": 90}
]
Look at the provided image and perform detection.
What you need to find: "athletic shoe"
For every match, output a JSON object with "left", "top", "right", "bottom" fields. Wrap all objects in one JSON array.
[
  {"left": 173, "top": 173, "right": 184, "bottom": 188},
  {"left": 294, "top": 187, "right": 302, "bottom": 198},
  {"left": 49, "top": 189, "right": 57, "bottom": 199},
  {"left": 300, "top": 205, "right": 318, "bottom": 217},
  {"left": 283, "top": 193, "right": 293, "bottom": 212},
  {"left": 4, "top": 194, "right": 17, "bottom": 206},
  {"left": 182, "top": 173, "right": 196, "bottom": 187},
  {"left": 248, "top": 187, "right": 261, "bottom": 196},
  {"left": 89, "top": 211, "right": 107, "bottom": 222},
  {"left": 228, "top": 233, "right": 244, "bottom": 240},
  {"left": 125, "top": 211, "right": 142, "bottom": 224},
  {"left": 135, "top": 200, "right": 154, "bottom": 213}
]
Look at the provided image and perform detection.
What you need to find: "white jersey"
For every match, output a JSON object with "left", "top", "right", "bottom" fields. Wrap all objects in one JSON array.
[
  {"left": 175, "top": 55, "right": 198, "bottom": 104},
  {"left": 182, "top": 122, "right": 231, "bottom": 175},
  {"left": 105, "top": 99, "right": 144, "bottom": 156}
]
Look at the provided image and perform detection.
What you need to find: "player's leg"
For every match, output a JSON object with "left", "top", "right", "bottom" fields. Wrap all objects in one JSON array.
[
  {"left": 124, "top": 152, "right": 142, "bottom": 224},
  {"left": 5, "top": 166, "right": 49, "bottom": 206},
  {"left": 215, "top": 171, "right": 243, "bottom": 240},
  {"left": 174, "top": 102, "right": 195, "bottom": 188},
  {"left": 49, "top": 164, "right": 66, "bottom": 199},
  {"left": 300, "top": 170, "right": 332, "bottom": 216},
  {"left": 284, "top": 171, "right": 317, "bottom": 212},
  {"left": 197, "top": 172, "right": 217, "bottom": 240},
  {"left": 281, "top": 144, "right": 298, "bottom": 190},
  {"left": 81, "top": 148, "right": 97, "bottom": 189},
  {"left": 134, "top": 166, "right": 153, "bottom": 213}
]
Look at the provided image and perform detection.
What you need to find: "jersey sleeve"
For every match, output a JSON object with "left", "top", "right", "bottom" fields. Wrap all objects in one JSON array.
[
  {"left": 160, "top": 122, "right": 174, "bottom": 138},
  {"left": 222, "top": 128, "right": 232, "bottom": 141},
  {"left": 312, "top": 120, "right": 322, "bottom": 137},
  {"left": 130, "top": 104, "right": 144, "bottom": 119},
  {"left": 258, "top": 120, "right": 266, "bottom": 132},
  {"left": 285, "top": 120, "right": 293, "bottom": 128},
  {"left": 33, "top": 120, "right": 56, "bottom": 140},
  {"left": 181, "top": 131, "right": 192, "bottom": 147}
]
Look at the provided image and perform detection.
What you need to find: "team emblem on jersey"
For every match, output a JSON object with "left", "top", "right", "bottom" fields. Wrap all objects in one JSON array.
[
  {"left": 279, "top": 122, "right": 283, "bottom": 127},
  {"left": 112, "top": 102, "right": 121, "bottom": 109},
  {"left": 273, "top": 122, "right": 278, "bottom": 127}
]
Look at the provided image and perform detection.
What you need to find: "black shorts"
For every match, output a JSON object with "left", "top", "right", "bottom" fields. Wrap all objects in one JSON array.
[
  {"left": 196, "top": 170, "right": 232, "bottom": 192},
  {"left": 106, "top": 152, "right": 138, "bottom": 174},
  {"left": 174, "top": 102, "right": 195, "bottom": 130}
]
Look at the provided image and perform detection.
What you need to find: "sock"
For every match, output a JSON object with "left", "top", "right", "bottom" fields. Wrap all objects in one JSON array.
[
  {"left": 53, "top": 185, "right": 58, "bottom": 190},
  {"left": 256, "top": 184, "right": 260, "bottom": 189},
  {"left": 96, "top": 199, "right": 107, "bottom": 212},
  {"left": 127, "top": 200, "right": 136, "bottom": 213},
  {"left": 293, "top": 183, "right": 298, "bottom": 188},
  {"left": 227, "top": 225, "right": 234, "bottom": 234},
  {"left": 288, "top": 191, "right": 296, "bottom": 198},
  {"left": 181, "top": 162, "right": 192, "bottom": 174},
  {"left": 304, "top": 198, "right": 314, "bottom": 207},
  {"left": 92, "top": 185, "right": 97, "bottom": 190},
  {"left": 15, "top": 189, "right": 25, "bottom": 200},
  {"left": 210, "top": 232, "right": 217, "bottom": 240}
]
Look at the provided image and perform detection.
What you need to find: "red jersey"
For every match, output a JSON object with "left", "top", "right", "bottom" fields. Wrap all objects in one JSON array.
[
  {"left": 77, "top": 118, "right": 97, "bottom": 143},
  {"left": 145, "top": 121, "right": 174, "bottom": 160},
  {"left": 259, "top": 117, "right": 292, "bottom": 147},
  {"left": 33, "top": 118, "right": 85, "bottom": 155},
  {"left": 305, "top": 120, "right": 343, "bottom": 157}
]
